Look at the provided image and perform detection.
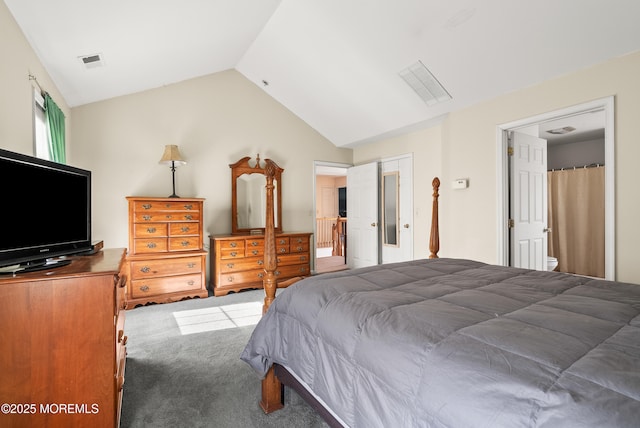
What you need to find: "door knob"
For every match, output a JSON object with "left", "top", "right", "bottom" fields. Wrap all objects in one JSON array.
[
  {"left": 371, "top": 223, "right": 377, "bottom": 227},
  {"left": 404, "top": 224, "right": 410, "bottom": 228},
  {"left": 543, "top": 228, "right": 552, "bottom": 233}
]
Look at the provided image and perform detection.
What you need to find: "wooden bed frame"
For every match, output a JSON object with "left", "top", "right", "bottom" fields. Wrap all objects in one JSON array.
[{"left": 259, "top": 161, "right": 441, "bottom": 421}]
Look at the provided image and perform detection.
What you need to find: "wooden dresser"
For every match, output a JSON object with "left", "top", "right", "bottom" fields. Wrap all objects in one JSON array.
[
  {"left": 0, "top": 248, "right": 127, "bottom": 428},
  {"left": 210, "top": 232, "right": 312, "bottom": 296},
  {"left": 126, "top": 197, "right": 208, "bottom": 308}
]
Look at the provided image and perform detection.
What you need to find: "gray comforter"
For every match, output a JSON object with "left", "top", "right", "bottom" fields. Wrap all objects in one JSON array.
[{"left": 241, "top": 258, "right": 640, "bottom": 427}]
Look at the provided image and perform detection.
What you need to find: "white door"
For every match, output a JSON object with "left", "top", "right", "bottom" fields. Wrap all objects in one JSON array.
[
  {"left": 347, "top": 162, "right": 379, "bottom": 268},
  {"left": 510, "top": 131, "right": 548, "bottom": 270},
  {"left": 381, "top": 155, "right": 413, "bottom": 263}
]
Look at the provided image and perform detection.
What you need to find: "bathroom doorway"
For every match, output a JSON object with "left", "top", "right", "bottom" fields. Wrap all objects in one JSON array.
[{"left": 497, "top": 97, "right": 615, "bottom": 280}]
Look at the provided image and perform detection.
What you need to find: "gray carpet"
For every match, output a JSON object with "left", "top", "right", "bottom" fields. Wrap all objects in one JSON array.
[{"left": 120, "top": 290, "right": 328, "bottom": 428}]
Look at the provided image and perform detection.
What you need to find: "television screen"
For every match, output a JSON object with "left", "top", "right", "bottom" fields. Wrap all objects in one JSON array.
[{"left": 0, "top": 148, "right": 92, "bottom": 272}]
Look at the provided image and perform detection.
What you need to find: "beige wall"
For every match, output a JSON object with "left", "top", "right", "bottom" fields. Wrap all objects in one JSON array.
[
  {"left": 71, "top": 70, "right": 352, "bottom": 251},
  {"left": 353, "top": 126, "right": 443, "bottom": 260},
  {"left": 0, "top": 1, "right": 70, "bottom": 157},
  {"left": 356, "top": 51, "right": 640, "bottom": 284}
]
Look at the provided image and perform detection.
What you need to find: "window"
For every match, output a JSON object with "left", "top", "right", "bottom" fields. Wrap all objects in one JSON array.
[{"left": 33, "top": 88, "right": 49, "bottom": 160}]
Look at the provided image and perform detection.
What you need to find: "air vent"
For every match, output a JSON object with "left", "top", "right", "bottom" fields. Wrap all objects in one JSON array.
[
  {"left": 399, "top": 61, "right": 451, "bottom": 106},
  {"left": 78, "top": 53, "right": 105, "bottom": 69},
  {"left": 546, "top": 126, "right": 576, "bottom": 135}
]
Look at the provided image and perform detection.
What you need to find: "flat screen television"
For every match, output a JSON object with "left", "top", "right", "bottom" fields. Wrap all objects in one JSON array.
[{"left": 0, "top": 148, "right": 92, "bottom": 274}]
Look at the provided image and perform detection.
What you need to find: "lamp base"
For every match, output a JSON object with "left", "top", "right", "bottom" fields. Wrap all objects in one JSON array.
[{"left": 168, "top": 193, "right": 179, "bottom": 198}]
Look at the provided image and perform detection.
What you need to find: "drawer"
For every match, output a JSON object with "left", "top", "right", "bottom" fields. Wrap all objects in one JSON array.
[
  {"left": 277, "top": 253, "right": 309, "bottom": 266},
  {"left": 245, "top": 246, "right": 264, "bottom": 257},
  {"left": 276, "top": 237, "right": 290, "bottom": 246},
  {"left": 134, "top": 223, "right": 168, "bottom": 238},
  {"left": 134, "top": 238, "right": 168, "bottom": 253},
  {"left": 115, "top": 277, "right": 127, "bottom": 313},
  {"left": 168, "top": 237, "right": 201, "bottom": 251},
  {"left": 218, "top": 269, "right": 265, "bottom": 287},
  {"left": 134, "top": 200, "right": 200, "bottom": 212},
  {"left": 245, "top": 238, "right": 264, "bottom": 249},
  {"left": 219, "top": 257, "right": 264, "bottom": 273},
  {"left": 130, "top": 256, "right": 203, "bottom": 279},
  {"left": 133, "top": 212, "right": 174, "bottom": 223},
  {"left": 131, "top": 273, "right": 202, "bottom": 298},
  {"left": 289, "top": 241, "right": 309, "bottom": 253},
  {"left": 170, "top": 222, "right": 199, "bottom": 236},
  {"left": 289, "top": 235, "right": 309, "bottom": 245},
  {"left": 219, "top": 248, "right": 245, "bottom": 259},
  {"left": 218, "top": 240, "right": 245, "bottom": 250},
  {"left": 276, "top": 263, "right": 310, "bottom": 278},
  {"left": 115, "top": 312, "right": 127, "bottom": 363}
]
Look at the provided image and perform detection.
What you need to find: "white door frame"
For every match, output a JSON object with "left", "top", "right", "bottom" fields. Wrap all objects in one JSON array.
[
  {"left": 313, "top": 160, "right": 351, "bottom": 273},
  {"left": 496, "top": 96, "right": 615, "bottom": 280}
]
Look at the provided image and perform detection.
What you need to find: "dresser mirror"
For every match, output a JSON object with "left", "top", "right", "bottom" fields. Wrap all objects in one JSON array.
[{"left": 230, "top": 155, "right": 283, "bottom": 234}]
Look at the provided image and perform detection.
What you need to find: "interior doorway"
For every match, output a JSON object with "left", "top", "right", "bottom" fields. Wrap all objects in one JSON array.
[
  {"left": 313, "top": 161, "right": 350, "bottom": 274},
  {"left": 497, "top": 96, "right": 615, "bottom": 280}
]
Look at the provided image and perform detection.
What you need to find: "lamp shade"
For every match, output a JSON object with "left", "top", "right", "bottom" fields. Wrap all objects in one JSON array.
[{"left": 159, "top": 145, "right": 186, "bottom": 166}]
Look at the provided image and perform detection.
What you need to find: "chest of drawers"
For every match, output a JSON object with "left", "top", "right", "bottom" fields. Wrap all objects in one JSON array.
[
  {"left": 210, "top": 232, "right": 312, "bottom": 296},
  {"left": 126, "top": 197, "right": 208, "bottom": 308},
  {"left": 0, "top": 248, "right": 127, "bottom": 428}
]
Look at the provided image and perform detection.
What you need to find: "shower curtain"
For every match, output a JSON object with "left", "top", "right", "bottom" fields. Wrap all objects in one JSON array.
[{"left": 547, "top": 166, "right": 605, "bottom": 278}]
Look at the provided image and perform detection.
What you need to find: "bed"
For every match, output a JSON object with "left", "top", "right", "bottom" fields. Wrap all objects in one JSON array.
[{"left": 241, "top": 169, "right": 640, "bottom": 427}]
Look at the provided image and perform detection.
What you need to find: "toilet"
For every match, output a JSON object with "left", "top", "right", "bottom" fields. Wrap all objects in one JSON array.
[{"left": 547, "top": 256, "right": 559, "bottom": 271}]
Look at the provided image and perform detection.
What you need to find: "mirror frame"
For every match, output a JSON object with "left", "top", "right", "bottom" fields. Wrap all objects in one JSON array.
[{"left": 230, "top": 155, "right": 283, "bottom": 235}]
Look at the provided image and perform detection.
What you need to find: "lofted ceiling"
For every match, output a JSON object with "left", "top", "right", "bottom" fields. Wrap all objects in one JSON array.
[{"left": 5, "top": 0, "right": 640, "bottom": 148}]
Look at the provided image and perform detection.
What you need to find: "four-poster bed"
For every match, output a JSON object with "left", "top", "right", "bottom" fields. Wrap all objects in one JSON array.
[{"left": 242, "top": 171, "right": 640, "bottom": 427}]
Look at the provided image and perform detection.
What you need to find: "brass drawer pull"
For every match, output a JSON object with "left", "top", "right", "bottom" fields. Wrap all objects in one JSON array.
[
  {"left": 165, "top": 215, "right": 173, "bottom": 220},
  {"left": 181, "top": 241, "right": 190, "bottom": 247},
  {"left": 251, "top": 241, "right": 259, "bottom": 246},
  {"left": 252, "top": 250, "right": 259, "bottom": 255},
  {"left": 147, "top": 242, "right": 157, "bottom": 249},
  {"left": 227, "top": 276, "right": 234, "bottom": 283},
  {"left": 140, "top": 285, "right": 149, "bottom": 292},
  {"left": 187, "top": 263, "right": 196, "bottom": 268},
  {"left": 187, "top": 280, "right": 195, "bottom": 286},
  {"left": 142, "top": 204, "right": 152, "bottom": 210},
  {"left": 230, "top": 242, "right": 237, "bottom": 247},
  {"left": 181, "top": 226, "right": 190, "bottom": 232},
  {"left": 257, "top": 260, "right": 263, "bottom": 265},
  {"left": 142, "top": 215, "right": 152, "bottom": 221},
  {"left": 258, "top": 272, "right": 264, "bottom": 278},
  {"left": 147, "top": 227, "right": 157, "bottom": 233},
  {"left": 184, "top": 215, "right": 193, "bottom": 220},
  {"left": 299, "top": 256, "right": 307, "bottom": 261},
  {"left": 279, "top": 248, "right": 286, "bottom": 253},
  {"left": 227, "top": 263, "right": 235, "bottom": 269},
  {"left": 295, "top": 246, "right": 303, "bottom": 251},
  {"left": 184, "top": 204, "right": 193, "bottom": 210},
  {"left": 140, "top": 266, "right": 151, "bottom": 273},
  {"left": 230, "top": 251, "right": 237, "bottom": 257},
  {"left": 275, "top": 270, "right": 281, "bottom": 276},
  {"left": 278, "top": 239, "right": 286, "bottom": 244}
]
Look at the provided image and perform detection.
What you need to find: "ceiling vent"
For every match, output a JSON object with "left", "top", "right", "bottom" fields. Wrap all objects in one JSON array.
[
  {"left": 399, "top": 61, "right": 451, "bottom": 106},
  {"left": 546, "top": 126, "right": 576, "bottom": 135},
  {"left": 78, "top": 53, "right": 104, "bottom": 69}
]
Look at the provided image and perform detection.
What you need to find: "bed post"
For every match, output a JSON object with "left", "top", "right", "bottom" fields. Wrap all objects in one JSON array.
[
  {"left": 260, "top": 158, "right": 284, "bottom": 413},
  {"left": 429, "top": 177, "right": 440, "bottom": 259}
]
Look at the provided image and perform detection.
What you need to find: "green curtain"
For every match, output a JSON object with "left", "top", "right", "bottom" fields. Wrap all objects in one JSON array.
[{"left": 44, "top": 93, "right": 66, "bottom": 164}]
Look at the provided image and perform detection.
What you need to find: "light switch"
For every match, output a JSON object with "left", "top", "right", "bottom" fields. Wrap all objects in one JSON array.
[{"left": 452, "top": 178, "right": 468, "bottom": 189}]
